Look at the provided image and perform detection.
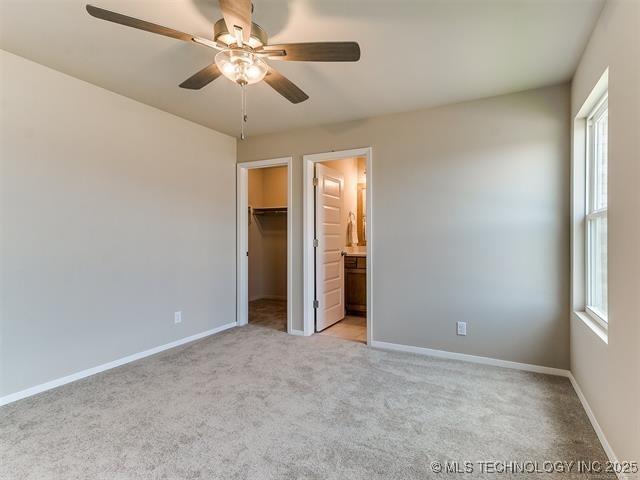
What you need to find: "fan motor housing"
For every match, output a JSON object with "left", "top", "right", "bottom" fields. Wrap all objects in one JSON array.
[{"left": 213, "top": 19, "right": 268, "bottom": 49}]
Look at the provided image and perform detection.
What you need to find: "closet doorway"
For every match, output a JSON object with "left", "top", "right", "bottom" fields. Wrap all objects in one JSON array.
[{"left": 237, "top": 158, "right": 293, "bottom": 333}]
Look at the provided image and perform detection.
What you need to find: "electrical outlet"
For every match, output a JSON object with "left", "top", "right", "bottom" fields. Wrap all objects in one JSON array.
[
  {"left": 456, "top": 321, "right": 467, "bottom": 336},
  {"left": 174, "top": 311, "right": 182, "bottom": 324}
]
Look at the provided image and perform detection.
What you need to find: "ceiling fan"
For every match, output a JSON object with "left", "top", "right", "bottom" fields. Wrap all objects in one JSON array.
[{"left": 86, "top": 0, "right": 361, "bottom": 138}]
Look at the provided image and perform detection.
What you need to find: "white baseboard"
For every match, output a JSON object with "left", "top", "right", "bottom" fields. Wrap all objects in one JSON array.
[
  {"left": 289, "top": 329, "right": 305, "bottom": 336},
  {"left": 0, "top": 321, "right": 237, "bottom": 407},
  {"left": 568, "top": 373, "right": 623, "bottom": 479},
  {"left": 370, "top": 340, "right": 570, "bottom": 377}
]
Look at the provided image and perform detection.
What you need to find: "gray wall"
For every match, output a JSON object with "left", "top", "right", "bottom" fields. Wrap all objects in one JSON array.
[
  {"left": 239, "top": 84, "right": 571, "bottom": 369},
  {"left": 0, "top": 51, "right": 237, "bottom": 397},
  {"left": 248, "top": 167, "right": 288, "bottom": 301},
  {"left": 570, "top": 0, "right": 640, "bottom": 462}
]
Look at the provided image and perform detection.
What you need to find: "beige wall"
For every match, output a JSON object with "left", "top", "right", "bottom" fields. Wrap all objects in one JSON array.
[
  {"left": 261, "top": 166, "right": 288, "bottom": 208},
  {"left": 0, "top": 51, "right": 237, "bottom": 397},
  {"left": 357, "top": 157, "right": 366, "bottom": 185},
  {"left": 248, "top": 169, "right": 265, "bottom": 301},
  {"left": 248, "top": 167, "right": 287, "bottom": 301},
  {"left": 570, "top": 0, "right": 640, "bottom": 462},
  {"left": 239, "top": 84, "right": 571, "bottom": 369}
]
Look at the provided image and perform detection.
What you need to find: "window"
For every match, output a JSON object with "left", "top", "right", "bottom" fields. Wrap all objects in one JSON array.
[{"left": 585, "top": 93, "right": 608, "bottom": 325}]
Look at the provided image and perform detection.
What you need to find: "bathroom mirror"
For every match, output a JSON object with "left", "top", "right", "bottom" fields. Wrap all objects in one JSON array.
[{"left": 357, "top": 183, "right": 366, "bottom": 246}]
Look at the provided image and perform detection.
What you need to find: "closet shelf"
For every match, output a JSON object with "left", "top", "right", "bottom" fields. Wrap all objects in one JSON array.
[{"left": 252, "top": 206, "right": 287, "bottom": 216}]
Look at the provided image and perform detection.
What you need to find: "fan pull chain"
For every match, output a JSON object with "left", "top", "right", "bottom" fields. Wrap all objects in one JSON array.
[{"left": 240, "top": 84, "right": 248, "bottom": 140}]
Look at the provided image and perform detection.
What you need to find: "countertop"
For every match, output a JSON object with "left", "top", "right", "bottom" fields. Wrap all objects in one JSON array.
[{"left": 344, "top": 246, "right": 367, "bottom": 257}]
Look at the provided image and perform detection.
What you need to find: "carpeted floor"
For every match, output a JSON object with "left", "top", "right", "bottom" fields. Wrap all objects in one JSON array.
[
  {"left": 0, "top": 325, "right": 612, "bottom": 479},
  {"left": 249, "top": 298, "right": 287, "bottom": 331}
]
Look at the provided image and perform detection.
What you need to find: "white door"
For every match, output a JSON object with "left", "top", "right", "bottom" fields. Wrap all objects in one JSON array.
[{"left": 315, "top": 163, "right": 345, "bottom": 331}]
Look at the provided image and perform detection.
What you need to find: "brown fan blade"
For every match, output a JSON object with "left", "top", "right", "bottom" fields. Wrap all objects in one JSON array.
[
  {"left": 263, "top": 66, "right": 309, "bottom": 104},
  {"left": 179, "top": 64, "right": 222, "bottom": 90},
  {"left": 86, "top": 5, "right": 195, "bottom": 41},
  {"left": 218, "top": 0, "right": 252, "bottom": 44},
  {"left": 259, "top": 42, "right": 361, "bottom": 62}
]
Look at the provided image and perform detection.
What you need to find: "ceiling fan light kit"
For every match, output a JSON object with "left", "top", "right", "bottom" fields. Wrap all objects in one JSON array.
[
  {"left": 215, "top": 49, "right": 267, "bottom": 86},
  {"left": 85, "top": 0, "right": 361, "bottom": 138}
]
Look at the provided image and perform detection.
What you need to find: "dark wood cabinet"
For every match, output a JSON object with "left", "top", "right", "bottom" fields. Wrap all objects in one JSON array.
[{"left": 345, "top": 255, "right": 366, "bottom": 315}]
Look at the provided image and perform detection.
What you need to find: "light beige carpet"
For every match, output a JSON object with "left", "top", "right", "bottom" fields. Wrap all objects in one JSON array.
[
  {"left": 249, "top": 298, "right": 287, "bottom": 331},
  {"left": 0, "top": 325, "right": 612, "bottom": 479}
]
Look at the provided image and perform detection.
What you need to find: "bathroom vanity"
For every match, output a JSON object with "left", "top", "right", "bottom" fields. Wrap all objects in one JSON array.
[{"left": 344, "top": 247, "right": 367, "bottom": 315}]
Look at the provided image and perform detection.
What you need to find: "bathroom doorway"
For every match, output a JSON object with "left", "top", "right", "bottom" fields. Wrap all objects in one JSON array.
[
  {"left": 302, "top": 148, "right": 372, "bottom": 344},
  {"left": 237, "top": 158, "right": 293, "bottom": 333}
]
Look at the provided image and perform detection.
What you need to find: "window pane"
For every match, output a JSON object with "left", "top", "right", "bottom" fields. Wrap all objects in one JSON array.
[
  {"left": 588, "top": 215, "right": 608, "bottom": 319},
  {"left": 594, "top": 109, "right": 608, "bottom": 210}
]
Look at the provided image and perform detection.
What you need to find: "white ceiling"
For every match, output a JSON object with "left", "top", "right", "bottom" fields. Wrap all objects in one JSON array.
[{"left": 1, "top": 0, "right": 604, "bottom": 137}]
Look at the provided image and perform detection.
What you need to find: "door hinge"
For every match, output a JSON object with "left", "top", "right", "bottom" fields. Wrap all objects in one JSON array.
[
  {"left": 313, "top": 238, "right": 319, "bottom": 248},
  {"left": 313, "top": 177, "right": 318, "bottom": 187},
  {"left": 313, "top": 300, "right": 319, "bottom": 309}
]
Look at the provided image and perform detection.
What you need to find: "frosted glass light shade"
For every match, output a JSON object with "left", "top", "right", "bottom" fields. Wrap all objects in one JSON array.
[{"left": 215, "top": 49, "right": 268, "bottom": 86}]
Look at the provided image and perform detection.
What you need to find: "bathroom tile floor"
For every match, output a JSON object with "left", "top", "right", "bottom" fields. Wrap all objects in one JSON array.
[{"left": 319, "top": 316, "right": 367, "bottom": 344}]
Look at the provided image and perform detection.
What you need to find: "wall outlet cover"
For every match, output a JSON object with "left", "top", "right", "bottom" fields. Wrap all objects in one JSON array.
[
  {"left": 457, "top": 321, "right": 467, "bottom": 336},
  {"left": 174, "top": 311, "right": 182, "bottom": 324}
]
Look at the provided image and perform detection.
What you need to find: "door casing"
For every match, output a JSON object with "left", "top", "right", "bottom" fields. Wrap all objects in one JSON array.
[
  {"left": 237, "top": 157, "right": 294, "bottom": 334},
  {"left": 302, "top": 147, "right": 373, "bottom": 343}
]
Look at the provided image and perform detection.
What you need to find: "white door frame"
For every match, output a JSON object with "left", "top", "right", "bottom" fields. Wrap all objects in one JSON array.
[
  {"left": 302, "top": 147, "right": 373, "bottom": 344},
  {"left": 237, "top": 157, "right": 294, "bottom": 334}
]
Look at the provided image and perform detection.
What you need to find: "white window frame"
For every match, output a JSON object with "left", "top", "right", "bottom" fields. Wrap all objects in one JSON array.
[{"left": 584, "top": 92, "right": 608, "bottom": 329}]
